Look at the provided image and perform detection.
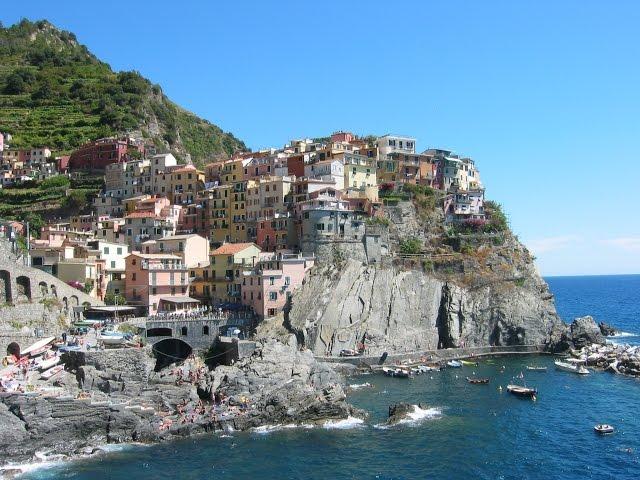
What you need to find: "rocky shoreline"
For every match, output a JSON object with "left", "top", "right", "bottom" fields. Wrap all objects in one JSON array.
[{"left": 0, "top": 336, "right": 363, "bottom": 476}]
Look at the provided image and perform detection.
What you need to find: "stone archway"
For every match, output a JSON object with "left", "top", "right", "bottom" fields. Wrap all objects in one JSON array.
[
  {"left": 16, "top": 276, "right": 31, "bottom": 302},
  {"left": 39, "top": 281, "right": 48, "bottom": 296},
  {"left": 70, "top": 295, "right": 79, "bottom": 307},
  {"left": 0, "top": 270, "right": 11, "bottom": 303},
  {"left": 151, "top": 338, "right": 193, "bottom": 371}
]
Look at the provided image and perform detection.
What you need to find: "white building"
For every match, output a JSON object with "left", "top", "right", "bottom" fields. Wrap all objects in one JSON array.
[
  {"left": 376, "top": 134, "right": 416, "bottom": 159},
  {"left": 304, "top": 159, "right": 344, "bottom": 190}
]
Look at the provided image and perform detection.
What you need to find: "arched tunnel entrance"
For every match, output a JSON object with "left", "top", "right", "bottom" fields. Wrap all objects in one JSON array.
[{"left": 151, "top": 338, "right": 193, "bottom": 371}]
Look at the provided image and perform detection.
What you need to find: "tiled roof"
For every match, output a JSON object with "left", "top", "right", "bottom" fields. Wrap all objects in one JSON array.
[
  {"left": 211, "top": 242, "right": 257, "bottom": 255},
  {"left": 125, "top": 212, "right": 160, "bottom": 219}
]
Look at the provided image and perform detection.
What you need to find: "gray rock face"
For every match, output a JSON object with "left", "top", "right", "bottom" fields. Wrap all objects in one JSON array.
[
  {"left": 0, "top": 339, "right": 358, "bottom": 467},
  {"left": 570, "top": 316, "right": 606, "bottom": 348},
  {"left": 288, "top": 258, "right": 565, "bottom": 355}
]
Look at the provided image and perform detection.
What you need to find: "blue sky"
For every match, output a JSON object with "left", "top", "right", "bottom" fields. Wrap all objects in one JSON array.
[{"left": 3, "top": 1, "right": 639, "bottom": 276}]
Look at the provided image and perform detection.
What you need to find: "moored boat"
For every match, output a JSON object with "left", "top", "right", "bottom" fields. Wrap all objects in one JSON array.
[
  {"left": 555, "top": 360, "right": 589, "bottom": 375},
  {"left": 506, "top": 384, "right": 538, "bottom": 399},
  {"left": 447, "top": 360, "right": 462, "bottom": 368},
  {"left": 461, "top": 360, "right": 479, "bottom": 366},
  {"left": 382, "top": 366, "right": 411, "bottom": 378},
  {"left": 526, "top": 366, "right": 547, "bottom": 372},
  {"left": 466, "top": 377, "right": 489, "bottom": 384},
  {"left": 594, "top": 424, "right": 614, "bottom": 435}
]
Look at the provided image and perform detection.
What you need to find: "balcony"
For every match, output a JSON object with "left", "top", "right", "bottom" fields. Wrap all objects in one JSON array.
[{"left": 142, "top": 261, "right": 187, "bottom": 271}]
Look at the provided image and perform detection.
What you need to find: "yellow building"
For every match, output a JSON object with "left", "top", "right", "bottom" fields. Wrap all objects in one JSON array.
[
  {"left": 210, "top": 243, "right": 261, "bottom": 305},
  {"left": 170, "top": 165, "right": 205, "bottom": 205},
  {"left": 206, "top": 184, "right": 233, "bottom": 245},
  {"left": 342, "top": 152, "right": 377, "bottom": 190}
]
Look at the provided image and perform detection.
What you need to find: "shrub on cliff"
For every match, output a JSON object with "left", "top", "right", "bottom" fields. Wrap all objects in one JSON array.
[{"left": 399, "top": 237, "right": 423, "bottom": 255}]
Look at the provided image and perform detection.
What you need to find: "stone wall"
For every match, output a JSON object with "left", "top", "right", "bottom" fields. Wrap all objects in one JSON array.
[{"left": 0, "top": 239, "right": 102, "bottom": 354}]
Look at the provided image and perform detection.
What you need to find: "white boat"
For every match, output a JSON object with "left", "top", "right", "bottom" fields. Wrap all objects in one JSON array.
[
  {"left": 37, "top": 355, "right": 60, "bottom": 371},
  {"left": 21, "top": 337, "right": 56, "bottom": 357},
  {"left": 40, "top": 364, "right": 64, "bottom": 380},
  {"left": 100, "top": 335, "right": 127, "bottom": 346},
  {"left": 594, "top": 424, "right": 614, "bottom": 434},
  {"left": 447, "top": 360, "right": 462, "bottom": 368},
  {"left": 526, "top": 366, "right": 547, "bottom": 372},
  {"left": 555, "top": 360, "right": 589, "bottom": 375}
]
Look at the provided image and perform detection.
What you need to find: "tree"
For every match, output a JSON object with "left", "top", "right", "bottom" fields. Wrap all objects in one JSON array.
[{"left": 104, "top": 292, "right": 126, "bottom": 306}]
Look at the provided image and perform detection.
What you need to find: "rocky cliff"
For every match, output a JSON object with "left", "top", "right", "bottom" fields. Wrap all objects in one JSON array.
[
  {"left": 0, "top": 338, "right": 359, "bottom": 469},
  {"left": 287, "top": 201, "right": 566, "bottom": 356}
]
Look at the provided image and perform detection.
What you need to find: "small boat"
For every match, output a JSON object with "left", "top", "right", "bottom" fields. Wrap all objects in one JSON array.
[
  {"left": 594, "top": 424, "right": 614, "bottom": 435},
  {"left": 555, "top": 360, "right": 590, "bottom": 375},
  {"left": 447, "top": 360, "right": 462, "bottom": 368},
  {"left": 21, "top": 337, "right": 56, "bottom": 357},
  {"left": 467, "top": 377, "right": 489, "bottom": 384},
  {"left": 382, "top": 367, "right": 411, "bottom": 378},
  {"left": 461, "top": 360, "right": 479, "bottom": 366},
  {"left": 40, "top": 364, "right": 64, "bottom": 380},
  {"left": 37, "top": 355, "right": 60, "bottom": 371},
  {"left": 526, "top": 366, "right": 547, "bottom": 372},
  {"left": 339, "top": 349, "right": 361, "bottom": 357},
  {"left": 506, "top": 384, "right": 538, "bottom": 399}
]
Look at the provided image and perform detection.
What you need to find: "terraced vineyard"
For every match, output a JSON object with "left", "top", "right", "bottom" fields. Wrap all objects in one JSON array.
[{"left": 0, "top": 19, "right": 245, "bottom": 162}]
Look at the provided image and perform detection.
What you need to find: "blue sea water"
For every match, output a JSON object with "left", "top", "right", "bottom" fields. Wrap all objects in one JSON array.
[{"left": 22, "top": 275, "right": 640, "bottom": 480}]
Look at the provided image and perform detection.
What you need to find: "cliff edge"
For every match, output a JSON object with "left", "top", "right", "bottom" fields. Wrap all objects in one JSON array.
[{"left": 287, "top": 200, "right": 566, "bottom": 356}]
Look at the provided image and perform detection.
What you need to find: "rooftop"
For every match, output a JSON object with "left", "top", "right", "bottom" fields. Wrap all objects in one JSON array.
[{"left": 211, "top": 242, "right": 258, "bottom": 256}]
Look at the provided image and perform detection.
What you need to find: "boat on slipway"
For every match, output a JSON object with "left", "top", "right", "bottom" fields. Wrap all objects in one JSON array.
[{"left": 555, "top": 360, "right": 590, "bottom": 375}]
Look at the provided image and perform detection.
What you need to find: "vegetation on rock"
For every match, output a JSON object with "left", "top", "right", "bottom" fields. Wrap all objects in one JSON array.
[{"left": 0, "top": 19, "right": 246, "bottom": 164}]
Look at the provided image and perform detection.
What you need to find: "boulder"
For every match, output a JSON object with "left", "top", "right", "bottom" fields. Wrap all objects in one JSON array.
[
  {"left": 570, "top": 316, "right": 606, "bottom": 348},
  {"left": 598, "top": 322, "right": 617, "bottom": 337}
]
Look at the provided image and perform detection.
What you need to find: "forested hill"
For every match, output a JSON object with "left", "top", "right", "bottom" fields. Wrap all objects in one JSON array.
[{"left": 0, "top": 19, "right": 246, "bottom": 164}]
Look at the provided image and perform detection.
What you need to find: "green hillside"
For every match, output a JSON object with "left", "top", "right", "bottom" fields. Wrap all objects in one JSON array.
[{"left": 0, "top": 19, "right": 246, "bottom": 163}]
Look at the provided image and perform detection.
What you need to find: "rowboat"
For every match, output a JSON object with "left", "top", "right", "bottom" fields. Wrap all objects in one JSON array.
[
  {"left": 100, "top": 335, "right": 127, "bottom": 346},
  {"left": 466, "top": 377, "right": 489, "bottom": 384},
  {"left": 594, "top": 424, "right": 614, "bottom": 435},
  {"left": 40, "top": 364, "right": 64, "bottom": 380},
  {"left": 526, "top": 366, "right": 547, "bottom": 372},
  {"left": 506, "top": 384, "right": 538, "bottom": 399},
  {"left": 447, "top": 360, "right": 462, "bottom": 368},
  {"left": 555, "top": 360, "right": 589, "bottom": 375},
  {"left": 37, "top": 355, "right": 60, "bottom": 371},
  {"left": 21, "top": 337, "right": 56, "bottom": 357}
]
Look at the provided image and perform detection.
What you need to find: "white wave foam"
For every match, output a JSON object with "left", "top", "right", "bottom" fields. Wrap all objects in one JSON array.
[
  {"left": 1, "top": 459, "right": 64, "bottom": 475},
  {"left": 374, "top": 405, "right": 442, "bottom": 429},
  {"left": 612, "top": 331, "right": 637, "bottom": 338},
  {"left": 348, "top": 382, "right": 373, "bottom": 390},
  {"left": 252, "top": 423, "right": 315, "bottom": 434},
  {"left": 322, "top": 416, "right": 365, "bottom": 430}
]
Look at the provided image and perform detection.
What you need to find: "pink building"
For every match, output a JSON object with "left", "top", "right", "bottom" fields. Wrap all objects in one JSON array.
[
  {"left": 125, "top": 252, "right": 198, "bottom": 315},
  {"left": 330, "top": 131, "right": 354, "bottom": 143},
  {"left": 241, "top": 252, "right": 314, "bottom": 319}
]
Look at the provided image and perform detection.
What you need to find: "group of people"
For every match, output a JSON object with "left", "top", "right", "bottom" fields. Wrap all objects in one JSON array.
[{"left": 156, "top": 357, "right": 253, "bottom": 432}]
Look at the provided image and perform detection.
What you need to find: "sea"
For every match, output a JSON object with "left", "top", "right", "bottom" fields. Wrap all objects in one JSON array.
[{"left": 20, "top": 275, "right": 640, "bottom": 480}]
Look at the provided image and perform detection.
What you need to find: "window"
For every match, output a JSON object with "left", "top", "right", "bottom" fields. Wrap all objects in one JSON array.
[
  {"left": 117, "top": 247, "right": 122, "bottom": 255},
  {"left": 104, "top": 247, "right": 110, "bottom": 254},
  {"left": 270, "top": 276, "right": 275, "bottom": 286},
  {"left": 152, "top": 287, "right": 157, "bottom": 295},
  {"left": 110, "top": 261, "right": 116, "bottom": 269},
  {"left": 203, "top": 326, "right": 210, "bottom": 335},
  {"left": 132, "top": 273, "right": 136, "bottom": 281},
  {"left": 181, "top": 326, "right": 188, "bottom": 336},
  {"left": 285, "top": 276, "right": 290, "bottom": 286},
  {"left": 269, "top": 291, "right": 278, "bottom": 301}
]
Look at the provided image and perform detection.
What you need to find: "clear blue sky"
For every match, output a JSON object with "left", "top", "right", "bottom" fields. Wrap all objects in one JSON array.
[{"left": 3, "top": 1, "right": 640, "bottom": 276}]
